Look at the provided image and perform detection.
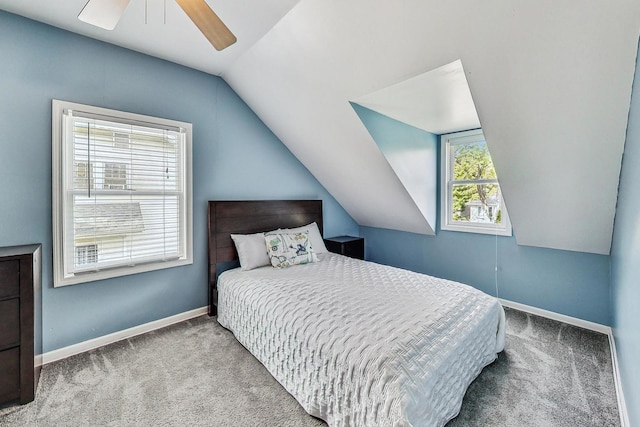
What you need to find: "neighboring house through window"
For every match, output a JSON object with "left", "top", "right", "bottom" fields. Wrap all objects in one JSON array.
[
  {"left": 52, "top": 100, "right": 193, "bottom": 286},
  {"left": 103, "top": 162, "right": 128, "bottom": 190},
  {"left": 75, "top": 244, "right": 98, "bottom": 266},
  {"left": 440, "top": 129, "right": 512, "bottom": 236}
]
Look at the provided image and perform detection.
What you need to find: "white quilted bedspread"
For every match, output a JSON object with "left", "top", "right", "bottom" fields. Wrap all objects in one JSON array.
[{"left": 217, "top": 253, "right": 505, "bottom": 427}]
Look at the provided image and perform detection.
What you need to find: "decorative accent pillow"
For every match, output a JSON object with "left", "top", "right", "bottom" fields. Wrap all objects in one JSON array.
[
  {"left": 278, "top": 222, "right": 328, "bottom": 254},
  {"left": 265, "top": 232, "right": 318, "bottom": 268},
  {"left": 231, "top": 233, "right": 271, "bottom": 271}
]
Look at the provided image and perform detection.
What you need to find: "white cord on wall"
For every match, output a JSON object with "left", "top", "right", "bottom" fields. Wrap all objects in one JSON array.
[{"left": 495, "top": 230, "right": 499, "bottom": 298}]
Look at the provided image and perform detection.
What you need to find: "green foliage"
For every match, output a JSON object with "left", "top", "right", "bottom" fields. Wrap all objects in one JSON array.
[
  {"left": 451, "top": 142, "right": 499, "bottom": 222},
  {"left": 453, "top": 142, "right": 496, "bottom": 181}
]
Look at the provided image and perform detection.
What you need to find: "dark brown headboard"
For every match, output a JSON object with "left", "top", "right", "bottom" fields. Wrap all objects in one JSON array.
[{"left": 207, "top": 200, "right": 323, "bottom": 315}]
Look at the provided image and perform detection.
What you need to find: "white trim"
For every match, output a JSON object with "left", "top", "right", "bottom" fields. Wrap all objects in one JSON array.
[
  {"left": 499, "top": 298, "right": 629, "bottom": 426},
  {"left": 36, "top": 306, "right": 208, "bottom": 367},
  {"left": 498, "top": 298, "right": 610, "bottom": 334},
  {"left": 608, "top": 332, "right": 630, "bottom": 427}
]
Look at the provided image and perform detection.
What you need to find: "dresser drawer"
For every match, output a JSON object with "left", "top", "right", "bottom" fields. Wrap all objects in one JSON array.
[
  {"left": 0, "top": 299, "right": 20, "bottom": 349},
  {"left": 0, "top": 244, "right": 41, "bottom": 406},
  {"left": 0, "top": 347, "right": 20, "bottom": 403},
  {"left": 0, "top": 260, "right": 20, "bottom": 299}
]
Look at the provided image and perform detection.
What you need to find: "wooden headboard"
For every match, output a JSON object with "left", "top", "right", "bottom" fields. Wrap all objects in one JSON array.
[{"left": 207, "top": 200, "right": 323, "bottom": 315}]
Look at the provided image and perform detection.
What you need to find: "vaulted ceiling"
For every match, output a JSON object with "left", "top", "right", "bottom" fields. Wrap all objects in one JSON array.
[{"left": 2, "top": 0, "right": 639, "bottom": 255}]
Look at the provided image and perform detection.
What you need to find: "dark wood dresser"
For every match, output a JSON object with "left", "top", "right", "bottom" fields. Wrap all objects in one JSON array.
[{"left": 0, "top": 244, "right": 41, "bottom": 406}]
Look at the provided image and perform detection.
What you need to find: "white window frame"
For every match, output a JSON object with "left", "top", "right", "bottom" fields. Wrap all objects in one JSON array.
[
  {"left": 52, "top": 100, "right": 193, "bottom": 287},
  {"left": 440, "top": 129, "right": 512, "bottom": 236}
]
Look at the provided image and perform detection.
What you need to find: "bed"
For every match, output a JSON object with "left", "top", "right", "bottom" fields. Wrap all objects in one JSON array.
[{"left": 208, "top": 200, "right": 506, "bottom": 427}]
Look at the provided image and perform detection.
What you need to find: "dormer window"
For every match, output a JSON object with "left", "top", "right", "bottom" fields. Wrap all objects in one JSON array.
[{"left": 440, "top": 129, "right": 512, "bottom": 236}]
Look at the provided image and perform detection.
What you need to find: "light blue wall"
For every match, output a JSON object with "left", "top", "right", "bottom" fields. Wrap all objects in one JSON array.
[
  {"left": 356, "top": 110, "right": 611, "bottom": 325},
  {"left": 362, "top": 227, "right": 610, "bottom": 324},
  {"left": 610, "top": 39, "right": 640, "bottom": 427},
  {"left": 0, "top": 11, "right": 358, "bottom": 353},
  {"left": 351, "top": 103, "right": 438, "bottom": 230}
]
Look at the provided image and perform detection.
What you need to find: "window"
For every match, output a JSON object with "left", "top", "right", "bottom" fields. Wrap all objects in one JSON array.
[
  {"left": 440, "top": 129, "right": 511, "bottom": 236},
  {"left": 52, "top": 100, "right": 193, "bottom": 287}
]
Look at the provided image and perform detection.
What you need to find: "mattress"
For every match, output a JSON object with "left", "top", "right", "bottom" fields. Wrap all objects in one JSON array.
[{"left": 217, "top": 253, "right": 505, "bottom": 427}]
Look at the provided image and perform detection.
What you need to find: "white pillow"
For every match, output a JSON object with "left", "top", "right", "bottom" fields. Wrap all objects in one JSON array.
[
  {"left": 230, "top": 233, "right": 271, "bottom": 271},
  {"left": 264, "top": 231, "right": 318, "bottom": 268},
  {"left": 279, "top": 222, "right": 327, "bottom": 253}
]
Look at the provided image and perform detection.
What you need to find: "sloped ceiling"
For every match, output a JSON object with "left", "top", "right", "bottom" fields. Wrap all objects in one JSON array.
[
  {"left": 224, "top": 0, "right": 640, "bottom": 255},
  {"left": 2, "top": 0, "right": 640, "bottom": 254}
]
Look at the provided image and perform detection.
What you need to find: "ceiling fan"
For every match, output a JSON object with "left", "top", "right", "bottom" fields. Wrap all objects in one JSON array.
[{"left": 78, "top": 0, "right": 237, "bottom": 51}]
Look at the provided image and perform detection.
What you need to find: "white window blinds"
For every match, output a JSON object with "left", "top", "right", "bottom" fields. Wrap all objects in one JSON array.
[{"left": 52, "top": 100, "right": 193, "bottom": 286}]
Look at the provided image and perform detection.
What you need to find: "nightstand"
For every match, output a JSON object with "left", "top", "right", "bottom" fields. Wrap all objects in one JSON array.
[{"left": 323, "top": 236, "right": 364, "bottom": 260}]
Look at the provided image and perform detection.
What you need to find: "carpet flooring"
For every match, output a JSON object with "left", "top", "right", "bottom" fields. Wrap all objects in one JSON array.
[{"left": 0, "top": 307, "right": 620, "bottom": 426}]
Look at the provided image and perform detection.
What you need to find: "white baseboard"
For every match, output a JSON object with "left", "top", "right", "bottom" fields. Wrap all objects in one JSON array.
[
  {"left": 498, "top": 298, "right": 628, "bottom": 427},
  {"left": 608, "top": 332, "right": 630, "bottom": 427},
  {"left": 36, "top": 306, "right": 208, "bottom": 367},
  {"left": 498, "top": 298, "right": 610, "bottom": 334}
]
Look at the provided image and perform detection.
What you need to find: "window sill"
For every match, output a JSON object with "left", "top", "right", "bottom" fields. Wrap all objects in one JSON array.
[
  {"left": 54, "top": 257, "right": 193, "bottom": 287},
  {"left": 441, "top": 223, "right": 512, "bottom": 237}
]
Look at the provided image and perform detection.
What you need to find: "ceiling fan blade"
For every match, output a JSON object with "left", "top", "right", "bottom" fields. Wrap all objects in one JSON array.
[
  {"left": 78, "top": 0, "right": 131, "bottom": 30},
  {"left": 175, "top": 0, "right": 237, "bottom": 51}
]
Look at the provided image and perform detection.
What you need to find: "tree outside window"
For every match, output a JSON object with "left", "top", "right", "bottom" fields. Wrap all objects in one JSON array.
[{"left": 441, "top": 129, "right": 511, "bottom": 236}]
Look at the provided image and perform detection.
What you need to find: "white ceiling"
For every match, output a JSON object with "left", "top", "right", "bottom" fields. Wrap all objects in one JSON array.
[
  {"left": 353, "top": 60, "right": 480, "bottom": 136},
  {"left": 2, "top": 0, "right": 640, "bottom": 254},
  {"left": 0, "top": 0, "right": 299, "bottom": 76}
]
